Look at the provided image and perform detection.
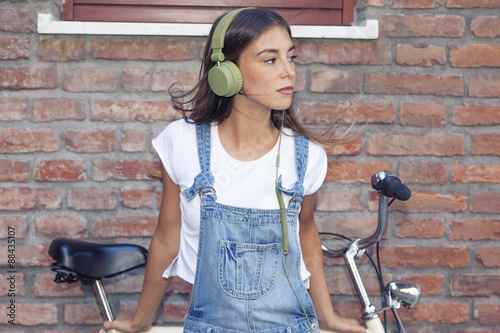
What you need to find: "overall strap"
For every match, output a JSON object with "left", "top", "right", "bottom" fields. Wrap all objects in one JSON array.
[
  {"left": 276, "top": 133, "right": 309, "bottom": 205},
  {"left": 294, "top": 134, "right": 309, "bottom": 185},
  {"left": 184, "top": 123, "right": 216, "bottom": 201}
]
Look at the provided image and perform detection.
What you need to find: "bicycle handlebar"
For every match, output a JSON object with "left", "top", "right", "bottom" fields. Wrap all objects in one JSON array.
[{"left": 322, "top": 171, "right": 411, "bottom": 258}]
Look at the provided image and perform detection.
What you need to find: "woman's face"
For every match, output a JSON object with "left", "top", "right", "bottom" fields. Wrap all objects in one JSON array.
[{"left": 233, "top": 25, "right": 297, "bottom": 114}]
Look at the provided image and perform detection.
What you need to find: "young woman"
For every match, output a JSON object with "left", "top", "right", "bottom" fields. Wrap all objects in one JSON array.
[{"left": 103, "top": 8, "right": 365, "bottom": 333}]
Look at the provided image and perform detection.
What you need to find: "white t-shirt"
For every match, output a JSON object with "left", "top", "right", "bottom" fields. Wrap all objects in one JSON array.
[{"left": 152, "top": 120, "right": 327, "bottom": 286}]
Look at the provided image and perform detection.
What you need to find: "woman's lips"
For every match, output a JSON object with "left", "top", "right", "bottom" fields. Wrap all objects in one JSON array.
[{"left": 277, "top": 86, "right": 294, "bottom": 95}]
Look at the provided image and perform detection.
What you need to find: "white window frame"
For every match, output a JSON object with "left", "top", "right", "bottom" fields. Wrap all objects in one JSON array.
[{"left": 37, "top": 13, "right": 378, "bottom": 39}]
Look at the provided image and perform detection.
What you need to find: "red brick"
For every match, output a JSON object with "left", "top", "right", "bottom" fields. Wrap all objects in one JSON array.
[
  {"left": 35, "top": 215, "right": 88, "bottom": 238},
  {"left": 63, "top": 69, "right": 115, "bottom": 92},
  {"left": 315, "top": 216, "right": 379, "bottom": 239},
  {"left": 396, "top": 44, "right": 445, "bottom": 67},
  {"left": 325, "top": 161, "right": 391, "bottom": 183},
  {"left": 35, "top": 159, "right": 86, "bottom": 182},
  {"left": 122, "top": 68, "right": 148, "bottom": 92},
  {"left": 471, "top": 16, "right": 500, "bottom": 38},
  {"left": 37, "top": 38, "right": 86, "bottom": 62},
  {"left": 103, "top": 274, "right": 145, "bottom": 294},
  {"left": 295, "top": 41, "right": 392, "bottom": 65},
  {"left": 93, "top": 215, "right": 157, "bottom": 238},
  {"left": 470, "top": 192, "right": 500, "bottom": 213},
  {"left": 92, "top": 39, "right": 196, "bottom": 61},
  {"left": 121, "top": 186, "right": 153, "bottom": 209},
  {"left": 380, "top": 14, "right": 465, "bottom": 37},
  {"left": 326, "top": 273, "right": 387, "bottom": 295},
  {"left": 323, "top": 132, "right": 362, "bottom": 156},
  {"left": 166, "top": 276, "right": 192, "bottom": 295},
  {"left": 297, "top": 100, "right": 396, "bottom": 124},
  {"left": 391, "top": 0, "right": 439, "bottom": 8},
  {"left": 33, "top": 98, "right": 85, "bottom": 122},
  {"left": 163, "top": 300, "right": 189, "bottom": 323},
  {"left": 451, "top": 44, "right": 500, "bottom": 67},
  {"left": 380, "top": 246, "right": 469, "bottom": 269},
  {"left": 152, "top": 70, "right": 199, "bottom": 92},
  {"left": 399, "top": 102, "right": 447, "bottom": 126},
  {"left": 34, "top": 273, "right": 85, "bottom": 297},
  {"left": 0, "top": 68, "right": 58, "bottom": 90},
  {"left": 370, "top": 190, "right": 467, "bottom": 213},
  {"left": 450, "top": 219, "right": 500, "bottom": 241},
  {"left": 64, "top": 303, "right": 103, "bottom": 324},
  {"left": 451, "top": 164, "right": 500, "bottom": 183},
  {"left": 0, "top": 129, "right": 60, "bottom": 153},
  {"left": 398, "top": 161, "right": 447, "bottom": 184},
  {"left": 0, "top": 273, "right": 26, "bottom": 296},
  {"left": 476, "top": 247, "right": 500, "bottom": 268},
  {"left": 92, "top": 159, "right": 159, "bottom": 181},
  {"left": 0, "top": 243, "right": 52, "bottom": 267},
  {"left": 397, "top": 274, "right": 445, "bottom": 295},
  {"left": 396, "top": 217, "right": 445, "bottom": 238},
  {"left": 0, "top": 98, "right": 27, "bottom": 121},
  {"left": 316, "top": 188, "right": 363, "bottom": 212},
  {"left": 365, "top": 72, "right": 463, "bottom": 96},
  {"left": 366, "top": 133, "right": 465, "bottom": 156},
  {"left": 470, "top": 73, "right": 500, "bottom": 97},
  {"left": 91, "top": 99, "right": 179, "bottom": 122},
  {"left": 0, "top": 159, "right": 30, "bottom": 182},
  {"left": 453, "top": 104, "right": 500, "bottom": 125},
  {"left": 0, "top": 9, "right": 37, "bottom": 33},
  {"left": 448, "top": 0, "right": 500, "bottom": 7},
  {"left": 0, "top": 215, "right": 27, "bottom": 238},
  {"left": 472, "top": 134, "right": 500, "bottom": 156},
  {"left": 121, "top": 128, "right": 147, "bottom": 152},
  {"left": 1, "top": 303, "right": 57, "bottom": 325},
  {"left": 67, "top": 187, "right": 116, "bottom": 210},
  {"left": 397, "top": 302, "right": 469, "bottom": 324},
  {"left": 0, "top": 188, "right": 61, "bottom": 211},
  {"left": 474, "top": 302, "right": 500, "bottom": 325},
  {"left": 64, "top": 129, "right": 115, "bottom": 153},
  {"left": 451, "top": 275, "right": 500, "bottom": 296},
  {"left": 0, "top": 37, "right": 29, "bottom": 60},
  {"left": 310, "top": 70, "right": 361, "bottom": 93}
]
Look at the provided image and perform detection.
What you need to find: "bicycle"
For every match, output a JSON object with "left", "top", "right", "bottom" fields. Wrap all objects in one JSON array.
[
  {"left": 320, "top": 170, "right": 420, "bottom": 333},
  {"left": 48, "top": 170, "right": 420, "bottom": 333}
]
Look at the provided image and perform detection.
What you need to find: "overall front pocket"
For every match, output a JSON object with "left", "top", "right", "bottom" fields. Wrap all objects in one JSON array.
[{"left": 218, "top": 240, "right": 281, "bottom": 299}]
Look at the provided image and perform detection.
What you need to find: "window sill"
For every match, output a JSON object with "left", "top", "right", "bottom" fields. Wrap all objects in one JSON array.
[{"left": 37, "top": 13, "right": 378, "bottom": 39}]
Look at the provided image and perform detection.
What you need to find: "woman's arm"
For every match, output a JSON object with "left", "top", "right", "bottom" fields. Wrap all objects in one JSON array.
[
  {"left": 299, "top": 194, "right": 365, "bottom": 333},
  {"left": 104, "top": 164, "right": 182, "bottom": 332}
]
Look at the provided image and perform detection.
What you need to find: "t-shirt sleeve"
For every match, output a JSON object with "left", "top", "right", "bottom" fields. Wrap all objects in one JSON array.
[
  {"left": 304, "top": 141, "right": 328, "bottom": 196},
  {"left": 152, "top": 121, "right": 180, "bottom": 185}
]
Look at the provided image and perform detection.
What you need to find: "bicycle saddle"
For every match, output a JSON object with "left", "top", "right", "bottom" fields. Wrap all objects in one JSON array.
[{"left": 49, "top": 238, "right": 148, "bottom": 279}]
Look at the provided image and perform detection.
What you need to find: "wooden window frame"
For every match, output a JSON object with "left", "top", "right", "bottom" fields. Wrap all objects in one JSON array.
[{"left": 61, "top": 0, "right": 356, "bottom": 26}]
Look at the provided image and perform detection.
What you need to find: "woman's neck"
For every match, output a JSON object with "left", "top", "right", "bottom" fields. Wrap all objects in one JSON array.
[{"left": 218, "top": 109, "right": 279, "bottom": 161}]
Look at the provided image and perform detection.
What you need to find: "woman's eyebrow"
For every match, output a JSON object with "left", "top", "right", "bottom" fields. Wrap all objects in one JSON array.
[{"left": 256, "top": 45, "right": 296, "bottom": 56}]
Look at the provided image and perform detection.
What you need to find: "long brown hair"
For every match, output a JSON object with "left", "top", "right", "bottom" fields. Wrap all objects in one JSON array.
[{"left": 170, "top": 8, "right": 347, "bottom": 147}]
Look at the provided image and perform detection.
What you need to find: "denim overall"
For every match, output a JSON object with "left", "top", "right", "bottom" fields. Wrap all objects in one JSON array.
[{"left": 183, "top": 123, "right": 319, "bottom": 333}]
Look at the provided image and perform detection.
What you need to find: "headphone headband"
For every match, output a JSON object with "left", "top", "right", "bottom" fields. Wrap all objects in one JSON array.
[{"left": 210, "top": 8, "right": 253, "bottom": 62}]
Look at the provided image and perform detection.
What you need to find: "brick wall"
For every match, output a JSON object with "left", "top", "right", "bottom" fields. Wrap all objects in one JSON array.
[{"left": 0, "top": 0, "right": 499, "bottom": 331}]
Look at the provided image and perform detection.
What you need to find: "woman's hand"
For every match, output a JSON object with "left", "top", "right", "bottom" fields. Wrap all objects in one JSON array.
[
  {"left": 319, "top": 312, "right": 367, "bottom": 333},
  {"left": 102, "top": 316, "right": 151, "bottom": 333}
]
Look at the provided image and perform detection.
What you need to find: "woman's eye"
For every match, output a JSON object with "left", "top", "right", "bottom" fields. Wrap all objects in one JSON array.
[
  {"left": 264, "top": 58, "right": 276, "bottom": 64},
  {"left": 289, "top": 55, "right": 298, "bottom": 62}
]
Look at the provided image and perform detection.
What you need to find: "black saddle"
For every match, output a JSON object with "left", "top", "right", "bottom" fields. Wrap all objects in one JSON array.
[{"left": 49, "top": 238, "right": 148, "bottom": 279}]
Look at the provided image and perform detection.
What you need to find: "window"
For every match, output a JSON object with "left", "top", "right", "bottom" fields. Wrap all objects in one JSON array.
[{"left": 61, "top": 0, "right": 355, "bottom": 26}]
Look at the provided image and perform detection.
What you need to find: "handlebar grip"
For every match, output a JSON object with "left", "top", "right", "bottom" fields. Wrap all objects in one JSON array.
[{"left": 379, "top": 175, "right": 411, "bottom": 201}]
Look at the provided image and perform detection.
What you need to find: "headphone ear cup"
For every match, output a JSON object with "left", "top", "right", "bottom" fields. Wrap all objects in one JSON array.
[{"left": 208, "top": 60, "right": 243, "bottom": 97}]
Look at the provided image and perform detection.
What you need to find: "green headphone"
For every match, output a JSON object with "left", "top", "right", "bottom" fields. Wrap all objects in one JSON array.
[{"left": 208, "top": 8, "right": 251, "bottom": 97}]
